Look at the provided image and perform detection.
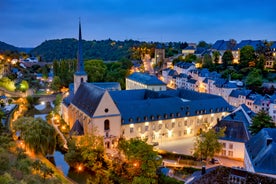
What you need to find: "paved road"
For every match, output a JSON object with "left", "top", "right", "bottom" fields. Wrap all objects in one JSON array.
[{"left": 156, "top": 136, "right": 244, "bottom": 168}]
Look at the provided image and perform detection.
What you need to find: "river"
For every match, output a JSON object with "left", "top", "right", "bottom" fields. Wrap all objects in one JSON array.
[{"left": 52, "top": 150, "right": 90, "bottom": 184}]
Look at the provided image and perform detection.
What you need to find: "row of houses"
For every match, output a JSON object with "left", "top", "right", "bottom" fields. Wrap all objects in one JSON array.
[
  {"left": 125, "top": 71, "right": 276, "bottom": 177},
  {"left": 162, "top": 62, "right": 276, "bottom": 124},
  {"left": 182, "top": 39, "right": 276, "bottom": 67}
]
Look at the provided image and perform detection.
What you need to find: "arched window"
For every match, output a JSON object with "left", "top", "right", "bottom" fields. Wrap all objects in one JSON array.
[{"left": 104, "top": 119, "right": 110, "bottom": 131}]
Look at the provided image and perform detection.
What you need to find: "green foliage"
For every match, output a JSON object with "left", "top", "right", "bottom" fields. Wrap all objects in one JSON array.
[
  {"left": 0, "top": 77, "right": 16, "bottom": 91},
  {"left": 202, "top": 54, "right": 213, "bottom": 68},
  {"left": 193, "top": 128, "right": 225, "bottom": 161},
  {"left": 222, "top": 50, "right": 233, "bottom": 69},
  {"left": 19, "top": 80, "right": 29, "bottom": 92},
  {"left": 12, "top": 117, "right": 56, "bottom": 155},
  {"left": 197, "top": 41, "right": 211, "bottom": 48},
  {"left": 0, "top": 173, "right": 14, "bottom": 184},
  {"left": 239, "top": 45, "right": 256, "bottom": 68},
  {"left": 245, "top": 68, "right": 263, "bottom": 89},
  {"left": 184, "top": 54, "right": 197, "bottom": 63},
  {"left": 51, "top": 76, "right": 62, "bottom": 92},
  {"left": 114, "top": 138, "right": 161, "bottom": 183},
  {"left": 53, "top": 59, "right": 75, "bottom": 87},
  {"left": 249, "top": 110, "right": 275, "bottom": 135},
  {"left": 212, "top": 51, "right": 220, "bottom": 65},
  {"left": 84, "top": 60, "right": 107, "bottom": 82}
]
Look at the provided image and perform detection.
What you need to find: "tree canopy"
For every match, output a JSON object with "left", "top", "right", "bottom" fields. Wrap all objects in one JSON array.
[
  {"left": 245, "top": 68, "right": 263, "bottom": 89},
  {"left": 12, "top": 117, "right": 56, "bottom": 156},
  {"left": 249, "top": 110, "right": 275, "bottom": 135},
  {"left": 113, "top": 138, "right": 161, "bottom": 184},
  {"left": 239, "top": 45, "right": 256, "bottom": 68},
  {"left": 193, "top": 128, "right": 225, "bottom": 161}
]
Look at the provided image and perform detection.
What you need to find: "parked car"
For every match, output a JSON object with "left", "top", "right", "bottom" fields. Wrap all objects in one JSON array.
[{"left": 210, "top": 158, "right": 222, "bottom": 165}]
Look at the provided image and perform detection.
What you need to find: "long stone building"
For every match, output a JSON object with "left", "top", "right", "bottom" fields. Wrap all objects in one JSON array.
[{"left": 61, "top": 22, "right": 232, "bottom": 149}]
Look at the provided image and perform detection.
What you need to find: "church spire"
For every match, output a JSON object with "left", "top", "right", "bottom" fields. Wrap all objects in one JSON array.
[
  {"left": 76, "top": 19, "right": 85, "bottom": 75},
  {"left": 74, "top": 20, "right": 87, "bottom": 94}
]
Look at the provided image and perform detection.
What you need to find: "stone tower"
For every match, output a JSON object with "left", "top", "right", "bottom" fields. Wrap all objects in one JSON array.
[{"left": 74, "top": 20, "right": 87, "bottom": 94}]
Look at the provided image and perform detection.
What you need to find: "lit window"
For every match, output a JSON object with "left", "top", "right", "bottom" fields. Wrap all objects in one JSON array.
[{"left": 130, "top": 127, "right": 134, "bottom": 133}]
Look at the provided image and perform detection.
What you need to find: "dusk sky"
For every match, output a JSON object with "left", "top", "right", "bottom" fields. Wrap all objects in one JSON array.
[{"left": 1, "top": 0, "right": 275, "bottom": 47}]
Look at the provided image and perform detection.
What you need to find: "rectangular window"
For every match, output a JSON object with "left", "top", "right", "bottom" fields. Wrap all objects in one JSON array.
[
  {"left": 152, "top": 124, "right": 155, "bottom": 130},
  {"left": 229, "top": 143, "right": 233, "bottom": 149},
  {"left": 184, "top": 120, "right": 187, "bottom": 126},
  {"left": 222, "top": 150, "right": 226, "bottom": 156},
  {"left": 172, "top": 122, "right": 175, "bottom": 128},
  {"left": 159, "top": 124, "right": 162, "bottom": 130},
  {"left": 145, "top": 126, "right": 148, "bottom": 131},
  {"left": 178, "top": 122, "right": 182, "bottom": 127},
  {"left": 130, "top": 127, "right": 134, "bottom": 133},
  {"left": 184, "top": 130, "right": 187, "bottom": 135},
  {"left": 222, "top": 142, "right": 226, "bottom": 148},
  {"left": 228, "top": 151, "right": 233, "bottom": 157}
]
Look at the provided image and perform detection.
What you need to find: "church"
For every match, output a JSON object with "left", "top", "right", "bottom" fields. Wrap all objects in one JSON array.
[{"left": 61, "top": 22, "right": 232, "bottom": 149}]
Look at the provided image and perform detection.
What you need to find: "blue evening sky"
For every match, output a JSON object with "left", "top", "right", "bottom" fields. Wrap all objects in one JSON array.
[{"left": 0, "top": 0, "right": 275, "bottom": 47}]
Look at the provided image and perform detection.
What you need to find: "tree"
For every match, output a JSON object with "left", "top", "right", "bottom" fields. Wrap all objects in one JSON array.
[
  {"left": 239, "top": 45, "right": 255, "bottom": 68},
  {"left": 12, "top": 117, "right": 56, "bottom": 156},
  {"left": 202, "top": 54, "right": 213, "bottom": 69},
  {"left": 51, "top": 76, "right": 62, "bottom": 92},
  {"left": 212, "top": 51, "right": 220, "bottom": 65},
  {"left": 184, "top": 54, "right": 197, "bottom": 63},
  {"left": 19, "top": 80, "right": 29, "bottom": 92},
  {"left": 249, "top": 110, "right": 275, "bottom": 135},
  {"left": 193, "top": 128, "right": 225, "bottom": 161},
  {"left": 197, "top": 41, "right": 210, "bottom": 48},
  {"left": 84, "top": 59, "right": 107, "bottom": 82},
  {"left": 222, "top": 50, "right": 233, "bottom": 69},
  {"left": 113, "top": 138, "right": 161, "bottom": 183},
  {"left": 245, "top": 68, "right": 263, "bottom": 89}
]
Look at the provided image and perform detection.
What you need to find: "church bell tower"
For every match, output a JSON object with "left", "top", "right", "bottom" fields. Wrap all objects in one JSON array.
[{"left": 74, "top": 20, "right": 87, "bottom": 94}]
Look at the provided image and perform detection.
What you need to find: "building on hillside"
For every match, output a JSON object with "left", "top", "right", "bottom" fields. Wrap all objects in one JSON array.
[
  {"left": 66, "top": 83, "right": 232, "bottom": 148},
  {"left": 215, "top": 104, "right": 253, "bottom": 160},
  {"left": 232, "top": 40, "right": 264, "bottom": 64},
  {"left": 244, "top": 128, "right": 276, "bottom": 177},
  {"left": 269, "top": 93, "right": 276, "bottom": 124},
  {"left": 126, "top": 72, "right": 166, "bottom": 91},
  {"left": 181, "top": 46, "right": 195, "bottom": 58},
  {"left": 228, "top": 89, "right": 253, "bottom": 107},
  {"left": 154, "top": 47, "right": 165, "bottom": 65},
  {"left": 174, "top": 62, "right": 195, "bottom": 75},
  {"left": 161, "top": 68, "right": 177, "bottom": 87},
  {"left": 211, "top": 40, "right": 236, "bottom": 64},
  {"left": 62, "top": 21, "right": 232, "bottom": 151}
]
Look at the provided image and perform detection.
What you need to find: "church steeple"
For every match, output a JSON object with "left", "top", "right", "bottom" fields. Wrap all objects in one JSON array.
[
  {"left": 76, "top": 20, "right": 85, "bottom": 75},
  {"left": 74, "top": 20, "right": 87, "bottom": 94}
]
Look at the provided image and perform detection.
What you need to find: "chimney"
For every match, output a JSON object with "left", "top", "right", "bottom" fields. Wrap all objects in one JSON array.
[{"left": 267, "top": 138, "right": 273, "bottom": 146}]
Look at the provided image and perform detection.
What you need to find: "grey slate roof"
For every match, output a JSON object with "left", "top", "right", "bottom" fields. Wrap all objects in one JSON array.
[
  {"left": 92, "top": 82, "right": 121, "bottom": 91},
  {"left": 70, "top": 120, "right": 84, "bottom": 136},
  {"left": 71, "top": 83, "right": 106, "bottom": 117},
  {"left": 211, "top": 40, "right": 233, "bottom": 51},
  {"left": 229, "top": 89, "right": 252, "bottom": 98},
  {"left": 245, "top": 128, "right": 276, "bottom": 175},
  {"left": 175, "top": 62, "right": 194, "bottom": 69},
  {"left": 216, "top": 105, "right": 252, "bottom": 142},
  {"left": 271, "top": 42, "right": 276, "bottom": 49},
  {"left": 127, "top": 72, "right": 166, "bottom": 85},
  {"left": 110, "top": 89, "right": 232, "bottom": 125},
  {"left": 234, "top": 40, "right": 264, "bottom": 50}
]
